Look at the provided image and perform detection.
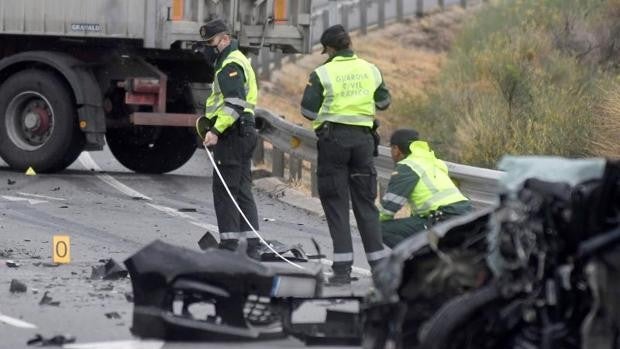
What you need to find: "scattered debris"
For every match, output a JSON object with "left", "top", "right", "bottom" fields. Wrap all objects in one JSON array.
[
  {"left": 6, "top": 260, "right": 20, "bottom": 268},
  {"left": 256, "top": 240, "right": 309, "bottom": 262},
  {"left": 39, "top": 291, "right": 60, "bottom": 306},
  {"left": 41, "top": 263, "right": 59, "bottom": 268},
  {"left": 10, "top": 279, "right": 27, "bottom": 293},
  {"left": 59, "top": 206, "right": 68, "bottom": 209},
  {"left": 7, "top": 179, "right": 15, "bottom": 185},
  {"left": 197, "top": 231, "right": 218, "bottom": 250},
  {"left": 178, "top": 208, "right": 197, "bottom": 212},
  {"left": 131, "top": 196, "right": 146, "bottom": 201},
  {"left": 105, "top": 312, "right": 121, "bottom": 319},
  {"left": 24, "top": 239, "right": 31, "bottom": 242},
  {"left": 50, "top": 187, "right": 60, "bottom": 191},
  {"left": 27, "top": 334, "right": 75, "bottom": 346},
  {"left": 263, "top": 218, "right": 276, "bottom": 222},
  {"left": 32, "top": 262, "right": 42, "bottom": 267},
  {"left": 0, "top": 249, "right": 12, "bottom": 258},
  {"left": 90, "top": 259, "right": 128, "bottom": 280}
]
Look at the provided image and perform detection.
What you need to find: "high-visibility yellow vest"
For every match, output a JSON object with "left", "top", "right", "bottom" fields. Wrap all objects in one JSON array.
[
  {"left": 399, "top": 141, "right": 468, "bottom": 216},
  {"left": 205, "top": 50, "right": 257, "bottom": 133},
  {"left": 312, "top": 55, "right": 383, "bottom": 129}
]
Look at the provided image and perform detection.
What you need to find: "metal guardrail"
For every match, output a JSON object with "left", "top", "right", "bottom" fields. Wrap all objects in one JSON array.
[
  {"left": 254, "top": 108, "right": 504, "bottom": 207},
  {"left": 254, "top": 0, "right": 483, "bottom": 79}
]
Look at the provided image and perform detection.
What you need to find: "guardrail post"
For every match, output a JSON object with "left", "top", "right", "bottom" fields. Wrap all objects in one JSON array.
[
  {"left": 341, "top": 4, "right": 349, "bottom": 30},
  {"left": 322, "top": 9, "right": 330, "bottom": 30},
  {"left": 274, "top": 51, "right": 283, "bottom": 71},
  {"left": 289, "top": 156, "right": 302, "bottom": 181},
  {"left": 253, "top": 139, "right": 265, "bottom": 165},
  {"left": 310, "top": 163, "right": 319, "bottom": 197},
  {"left": 272, "top": 149, "right": 285, "bottom": 178},
  {"left": 261, "top": 49, "right": 270, "bottom": 80},
  {"left": 360, "top": 0, "right": 368, "bottom": 35},
  {"left": 416, "top": 0, "right": 424, "bottom": 17},
  {"left": 396, "top": 0, "right": 404, "bottom": 22},
  {"left": 378, "top": 0, "right": 385, "bottom": 28}
]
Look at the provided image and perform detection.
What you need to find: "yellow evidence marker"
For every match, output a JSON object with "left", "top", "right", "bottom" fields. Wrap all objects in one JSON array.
[
  {"left": 25, "top": 167, "right": 37, "bottom": 176},
  {"left": 52, "top": 235, "right": 71, "bottom": 264}
]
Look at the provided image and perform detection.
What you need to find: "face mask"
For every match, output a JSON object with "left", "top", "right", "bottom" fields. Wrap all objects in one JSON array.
[{"left": 201, "top": 45, "right": 220, "bottom": 66}]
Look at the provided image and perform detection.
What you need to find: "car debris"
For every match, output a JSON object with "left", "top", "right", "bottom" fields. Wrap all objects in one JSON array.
[
  {"left": 197, "top": 231, "right": 218, "bottom": 250},
  {"left": 90, "top": 259, "right": 128, "bottom": 280},
  {"left": 27, "top": 334, "right": 75, "bottom": 347},
  {"left": 124, "top": 239, "right": 323, "bottom": 341},
  {"left": 178, "top": 208, "right": 197, "bottom": 212},
  {"left": 39, "top": 291, "right": 60, "bottom": 306},
  {"left": 6, "top": 260, "right": 20, "bottom": 268},
  {"left": 105, "top": 312, "right": 121, "bottom": 319},
  {"left": 10, "top": 279, "right": 27, "bottom": 293}
]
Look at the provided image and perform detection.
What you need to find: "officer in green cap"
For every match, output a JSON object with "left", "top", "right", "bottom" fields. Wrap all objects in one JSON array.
[
  {"left": 195, "top": 18, "right": 260, "bottom": 256},
  {"left": 300, "top": 24, "right": 391, "bottom": 285},
  {"left": 379, "top": 129, "right": 473, "bottom": 247}
]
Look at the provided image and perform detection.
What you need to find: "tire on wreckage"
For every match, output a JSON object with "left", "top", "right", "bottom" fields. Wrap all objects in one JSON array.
[{"left": 0, "top": 69, "right": 85, "bottom": 172}]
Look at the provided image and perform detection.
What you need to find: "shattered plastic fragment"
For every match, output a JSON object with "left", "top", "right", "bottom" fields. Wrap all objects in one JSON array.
[
  {"left": 27, "top": 334, "right": 76, "bottom": 346},
  {"left": 39, "top": 291, "right": 60, "bottom": 306},
  {"left": 10, "top": 279, "right": 27, "bottom": 293}
]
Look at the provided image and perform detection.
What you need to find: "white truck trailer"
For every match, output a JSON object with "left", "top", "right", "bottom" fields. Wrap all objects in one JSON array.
[{"left": 0, "top": 0, "right": 311, "bottom": 173}]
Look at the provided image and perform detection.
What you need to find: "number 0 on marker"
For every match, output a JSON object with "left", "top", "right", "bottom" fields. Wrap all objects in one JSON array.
[{"left": 52, "top": 235, "right": 70, "bottom": 264}]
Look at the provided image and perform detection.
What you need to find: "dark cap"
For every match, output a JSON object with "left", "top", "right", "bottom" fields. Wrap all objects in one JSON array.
[
  {"left": 200, "top": 19, "right": 229, "bottom": 40},
  {"left": 390, "top": 129, "right": 420, "bottom": 153},
  {"left": 320, "top": 24, "right": 351, "bottom": 53}
]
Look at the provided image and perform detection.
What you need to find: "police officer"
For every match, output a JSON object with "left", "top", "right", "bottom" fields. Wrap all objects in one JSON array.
[
  {"left": 196, "top": 19, "right": 260, "bottom": 256},
  {"left": 301, "top": 25, "right": 391, "bottom": 285},
  {"left": 380, "top": 129, "right": 472, "bottom": 247}
]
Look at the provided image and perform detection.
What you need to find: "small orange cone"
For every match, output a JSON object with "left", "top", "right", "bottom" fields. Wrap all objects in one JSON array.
[{"left": 25, "top": 167, "right": 37, "bottom": 176}]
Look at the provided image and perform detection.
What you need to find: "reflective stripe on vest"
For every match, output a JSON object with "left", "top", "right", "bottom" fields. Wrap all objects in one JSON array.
[
  {"left": 205, "top": 50, "right": 258, "bottom": 122},
  {"left": 399, "top": 141, "right": 468, "bottom": 216},
  {"left": 312, "top": 55, "right": 382, "bottom": 129}
]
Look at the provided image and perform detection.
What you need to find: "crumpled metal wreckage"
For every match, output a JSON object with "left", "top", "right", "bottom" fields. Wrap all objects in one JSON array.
[
  {"left": 124, "top": 239, "right": 363, "bottom": 344},
  {"left": 363, "top": 157, "right": 620, "bottom": 349}
]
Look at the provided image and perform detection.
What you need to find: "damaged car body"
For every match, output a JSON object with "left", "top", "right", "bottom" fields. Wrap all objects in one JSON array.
[
  {"left": 124, "top": 239, "right": 364, "bottom": 344},
  {"left": 363, "top": 158, "right": 620, "bottom": 349}
]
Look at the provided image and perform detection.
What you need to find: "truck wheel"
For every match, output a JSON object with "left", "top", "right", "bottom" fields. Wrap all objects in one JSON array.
[
  {"left": 0, "top": 70, "right": 85, "bottom": 172},
  {"left": 106, "top": 126, "right": 196, "bottom": 174}
]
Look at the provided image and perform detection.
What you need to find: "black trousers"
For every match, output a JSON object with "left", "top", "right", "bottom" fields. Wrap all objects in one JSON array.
[
  {"left": 211, "top": 121, "right": 259, "bottom": 250},
  {"left": 316, "top": 123, "right": 387, "bottom": 274}
]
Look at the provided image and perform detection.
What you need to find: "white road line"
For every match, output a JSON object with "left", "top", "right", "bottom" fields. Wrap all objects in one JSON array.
[
  {"left": 17, "top": 192, "right": 66, "bottom": 201},
  {"left": 78, "top": 151, "right": 372, "bottom": 275},
  {"left": 1, "top": 195, "right": 47, "bottom": 205},
  {"left": 63, "top": 339, "right": 164, "bottom": 349},
  {"left": 78, "top": 153, "right": 151, "bottom": 201},
  {"left": 0, "top": 313, "right": 37, "bottom": 329}
]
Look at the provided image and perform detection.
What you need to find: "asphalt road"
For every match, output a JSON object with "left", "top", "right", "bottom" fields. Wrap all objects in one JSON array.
[{"left": 0, "top": 147, "right": 373, "bottom": 349}]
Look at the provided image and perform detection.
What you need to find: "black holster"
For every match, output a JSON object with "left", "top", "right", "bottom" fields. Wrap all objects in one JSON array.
[{"left": 371, "top": 119, "right": 380, "bottom": 157}]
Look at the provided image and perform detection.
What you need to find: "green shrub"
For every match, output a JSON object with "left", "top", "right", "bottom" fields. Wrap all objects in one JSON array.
[{"left": 407, "top": 0, "right": 615, "bottom": 167}]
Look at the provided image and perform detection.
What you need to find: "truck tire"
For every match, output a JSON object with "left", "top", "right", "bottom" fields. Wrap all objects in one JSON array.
[
  {"left": 0, "top": 69, "right": 85, "bottom": 172},
  {"left": 106, "top": 126, "right": 196, "bottom": 174}
]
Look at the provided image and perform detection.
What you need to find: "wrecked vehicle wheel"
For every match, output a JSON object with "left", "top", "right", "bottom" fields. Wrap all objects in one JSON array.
[
  {"left": 0, "top": 70, "right": 85, "bottom": 172},
  {"left": 418, "top": 285, "right": 505, "bottom": 349},
  {"left": 106, "top": 126, "right": 196, "bottom": 174}
]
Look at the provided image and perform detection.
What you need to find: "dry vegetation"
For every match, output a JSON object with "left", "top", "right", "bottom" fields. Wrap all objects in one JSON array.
[{"left": 257, "top": 6, "right": 471, "bottom": 142}]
